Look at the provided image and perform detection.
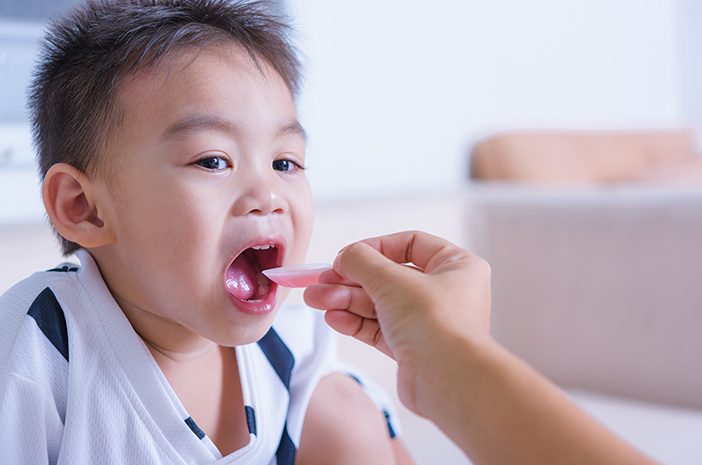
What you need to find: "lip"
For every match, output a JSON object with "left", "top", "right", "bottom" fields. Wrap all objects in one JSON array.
[{"left": 224, "top": 235, "right": 286, "bottom": 316}]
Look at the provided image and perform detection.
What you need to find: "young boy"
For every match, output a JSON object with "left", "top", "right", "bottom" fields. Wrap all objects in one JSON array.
[{"left": 0, "top": 1, "right": 412, "bottom": 463}]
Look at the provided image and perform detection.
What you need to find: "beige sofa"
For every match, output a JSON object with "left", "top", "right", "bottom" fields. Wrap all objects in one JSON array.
[
  {"left": 466, "top": 129, "right": 702, "bottom": 464},
  {"left": 466, "top": 185, "right": 702, "bottom": 462},
  {"left": 470, "top": 129, "right": 702, "bottom": 186},
  {"left": 469, "top": 186, "right": 702, "bottom": 409}
]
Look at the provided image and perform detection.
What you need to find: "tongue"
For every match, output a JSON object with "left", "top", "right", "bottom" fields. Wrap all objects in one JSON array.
[{"left": 226, "top": 253, "right": 258, "bottom": 301}]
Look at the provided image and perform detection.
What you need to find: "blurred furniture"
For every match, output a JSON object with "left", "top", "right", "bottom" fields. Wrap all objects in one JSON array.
[
  {"left": 469, "top": 186, "right": 702, "bottom": 408},
  {"left": 470, "top": 129, "right": 702, "bottom": 185},
  {"left": 467, "top": 129, "right": 702, "bottom": 464}
]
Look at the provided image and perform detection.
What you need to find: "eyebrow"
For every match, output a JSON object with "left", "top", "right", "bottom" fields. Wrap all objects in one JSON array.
[
  {"left": 161, "top": 114, "right": 307, "bottom": 143},
  {"left": 161, "top": 114, "right": 234, "bottom": 140},
  {"left": 276, "top": 120, "right": 308, "bottom": 144}
]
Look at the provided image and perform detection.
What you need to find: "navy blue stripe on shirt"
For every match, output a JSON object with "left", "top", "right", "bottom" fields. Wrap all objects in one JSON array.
[
  {"left": 245, "top": 405, "right": 256, "bottom": 435},
  {"left": 383, "top": 410, "right": 397, "bottom": 439},
  {"left": 184, "top": 417, "right": 206, "bottom": 440},
  {"left": 257, "top": 328, "right": 296, "bottom": 464},
  {"left": 27, "top": 287, "right": 69, "bottom": 361},
  {"left": 185, "top": 406, "right": 256, "bottom": 441},
  {"left": 46, "top": 265, "right": 79, "bottom": 273},
  {"left": 276, "top": 424, "right": 295, "bottom": 465},
  {"left": 257, "top": 328, "right": 294, "bottom": 390}
]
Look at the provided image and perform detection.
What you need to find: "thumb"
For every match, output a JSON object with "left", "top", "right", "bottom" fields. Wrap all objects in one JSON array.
[{"left": 334, "top": 242, "right": 412, "bottom": 297}]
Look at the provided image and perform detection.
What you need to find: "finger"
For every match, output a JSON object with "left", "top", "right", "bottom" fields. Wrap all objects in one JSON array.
[
  {"left": 340, "top": 230, "right": 461, "bottom": 273},
  {"left": 324, "top": 311, "right": 394, "bottom": 359},
  {"left": 317, "top": 268, "right": 355, "bottom": 286},
  {"left": 304, "top": 283, "right": 377, "bottom": 319},
  {"left": 334, "top": 241, "right": 418, "bottom": 296}
]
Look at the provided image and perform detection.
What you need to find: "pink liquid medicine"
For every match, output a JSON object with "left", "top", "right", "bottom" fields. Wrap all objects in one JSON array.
[{"left": 262, "top": 263, "right": 333, "bottom": 288}]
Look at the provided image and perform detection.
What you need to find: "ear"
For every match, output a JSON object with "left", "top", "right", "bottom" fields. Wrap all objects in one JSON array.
[{"left": 42, "top": 163, "right": 115, "bottom": 249}]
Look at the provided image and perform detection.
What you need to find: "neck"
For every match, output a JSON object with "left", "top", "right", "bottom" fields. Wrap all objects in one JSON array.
[
  {"left": 110, "top": 289, "right": 217, "bottom": 359},
  {"left": 141, "top": 334, "right": 217, "bottom": 363}
]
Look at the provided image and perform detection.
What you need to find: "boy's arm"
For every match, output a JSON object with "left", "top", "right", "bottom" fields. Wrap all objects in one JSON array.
[
  {"left": 0, "top": 372, "right": 63, "bottom": 464},
  {"left": 296, "top": 372, "right": 414, "bottom": 465},
  {"left": 391, "top": 438, "right": 415, "bottom": 465}
]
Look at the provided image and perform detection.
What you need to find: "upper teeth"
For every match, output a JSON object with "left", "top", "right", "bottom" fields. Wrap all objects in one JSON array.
[{"left": 251, "top": 245, "right": 274, "bottom": 250}]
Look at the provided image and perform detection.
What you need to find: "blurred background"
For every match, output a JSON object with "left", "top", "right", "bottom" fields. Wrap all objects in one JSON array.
[
  {"left": 292, "top": 0, "right": 695, "bottom": 199},
  {"left": 1, "top": 0, "right": 696, "bottom": 211},
  {"left": 3, "top": 1, "right": 702, "bottom": 464}
]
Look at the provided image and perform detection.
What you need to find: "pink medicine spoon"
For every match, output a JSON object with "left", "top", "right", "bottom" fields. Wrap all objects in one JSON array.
[{"left": 262, "top": 263, "right": 333, "bottom": 288}]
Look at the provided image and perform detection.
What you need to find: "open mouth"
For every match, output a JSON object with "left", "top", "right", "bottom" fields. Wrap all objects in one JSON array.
[{"left": 225, "top": 244, "right": 279, "bottom": 302}]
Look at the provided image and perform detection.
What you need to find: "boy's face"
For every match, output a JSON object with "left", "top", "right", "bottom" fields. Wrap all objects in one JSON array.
[{"left": 93, "top": 44, "right": 313, "bottom": 349}]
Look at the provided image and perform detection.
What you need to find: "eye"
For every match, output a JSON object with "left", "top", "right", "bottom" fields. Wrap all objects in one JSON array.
[
  {"left": 195, "top": 156, "right": 229, "bottom": 171},
  {"left": 273, "top": 159, "right": 303, "bottom": 173}
]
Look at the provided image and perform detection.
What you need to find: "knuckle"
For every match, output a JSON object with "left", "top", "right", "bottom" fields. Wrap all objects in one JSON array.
[{"left": 371, "top": 328, "right": 383, "bottom": 348}]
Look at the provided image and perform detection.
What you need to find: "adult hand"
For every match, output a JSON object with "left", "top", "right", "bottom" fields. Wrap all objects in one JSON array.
[{"left": 304, "top": 230, "right": 492, "bottom": 415}]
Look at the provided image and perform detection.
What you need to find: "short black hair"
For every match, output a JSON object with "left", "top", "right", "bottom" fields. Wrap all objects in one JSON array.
[{"left": 28, "top": 0, "right": 302, "bottom": 255}]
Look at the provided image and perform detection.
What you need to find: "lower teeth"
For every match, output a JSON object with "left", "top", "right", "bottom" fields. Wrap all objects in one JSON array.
[
  {"left": 255, "top": 284, "right": 270, "bottom": 298},
  {"left": 245, "top": 272, "right": 272, "bottom": 301}
]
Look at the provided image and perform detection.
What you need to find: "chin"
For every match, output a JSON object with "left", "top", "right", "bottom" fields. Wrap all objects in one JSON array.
[{"left": 214, "top": 309, "right": 280, "bottom": 347}]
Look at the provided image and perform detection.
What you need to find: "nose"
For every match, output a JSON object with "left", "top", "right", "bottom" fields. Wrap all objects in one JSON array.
[{"left": 230, "top": 172, "right": 287, "bottom": 217}]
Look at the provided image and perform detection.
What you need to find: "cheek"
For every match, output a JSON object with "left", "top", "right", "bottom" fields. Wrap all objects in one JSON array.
[
  {"left": 113, "top": 180, "right": 217, "bottom": 258},
  {"left": 290, "top": 187, "right": 315, "bottom": 261}
]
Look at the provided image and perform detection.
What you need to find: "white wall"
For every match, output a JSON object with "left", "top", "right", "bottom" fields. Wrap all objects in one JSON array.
[
  {"left": 679, "top": 0, "right": 702, "bottom": 127},
  {"left": 288, "top": 0, "right": 683, "bottom": 201}
]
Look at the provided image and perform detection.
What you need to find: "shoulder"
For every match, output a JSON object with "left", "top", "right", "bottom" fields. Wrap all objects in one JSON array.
[
  {"left": 295, "top": 372, "right": 402, "bottom": 465},
  {"left": 266, "top": 305, "right": 410, "bottom": 463},
  {"left": 0, "top": 250, "right": 106, "bottom": 380},
  {"left": 0, "top": 262, "right": 80, "bottom": 316},
  {"left": 0, "top": 264, "right": 80, "bottom": 423},
  {"left": 0, "top": 265, "right": 80, "bottom": 366}
]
